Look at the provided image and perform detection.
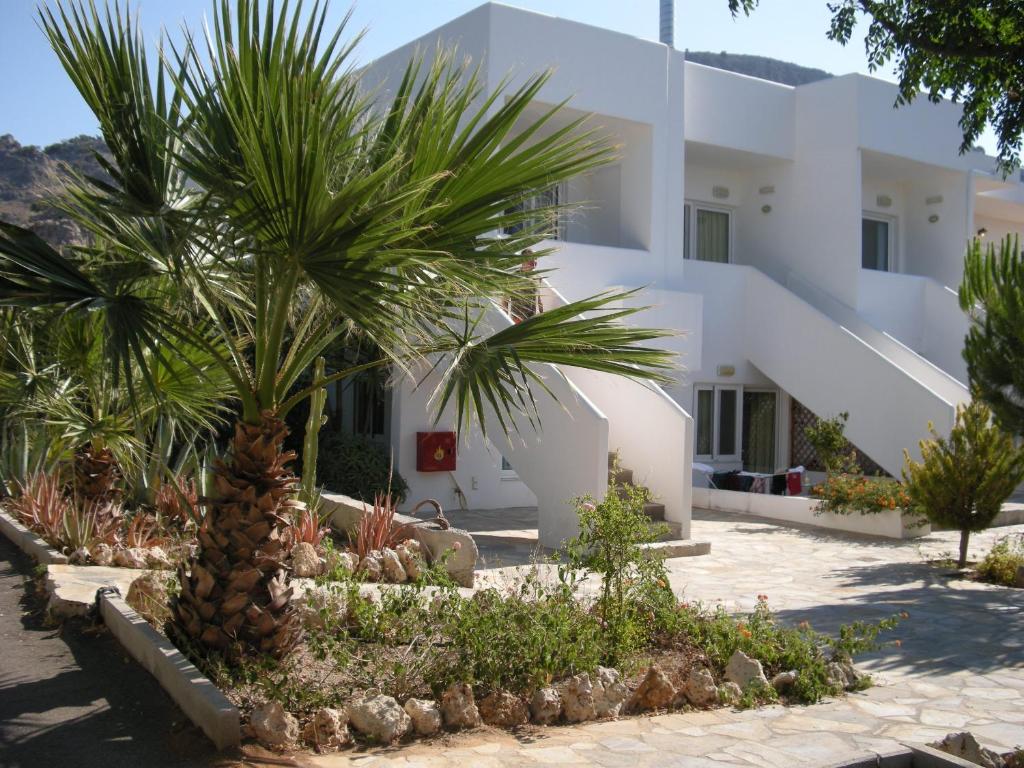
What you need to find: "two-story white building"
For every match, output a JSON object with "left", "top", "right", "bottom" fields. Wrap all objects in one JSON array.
[{"left": 355, "top": 3, "right": 1024, "bottom": 547}]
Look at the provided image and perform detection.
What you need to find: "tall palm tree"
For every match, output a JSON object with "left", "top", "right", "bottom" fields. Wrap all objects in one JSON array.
[{"left": 0, "top": 0, "right": 676, "bottom": 661}]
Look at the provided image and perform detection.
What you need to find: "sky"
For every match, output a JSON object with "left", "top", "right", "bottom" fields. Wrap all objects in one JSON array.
[{"left": 0, "top": 0, "right": 997, "bottom": 153}]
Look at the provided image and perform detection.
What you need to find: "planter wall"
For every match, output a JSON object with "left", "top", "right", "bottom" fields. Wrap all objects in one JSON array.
[{"left": 692, "top": 487, "right": 930, "bottom": 539}]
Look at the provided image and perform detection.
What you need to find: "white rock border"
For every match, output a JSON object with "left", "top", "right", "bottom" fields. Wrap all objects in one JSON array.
[
  {"left": 0, "top": 507, "right": 68, "bottom": 564},
  {"left": 97, "top": 588, "right": 240, "bottom": 750}
]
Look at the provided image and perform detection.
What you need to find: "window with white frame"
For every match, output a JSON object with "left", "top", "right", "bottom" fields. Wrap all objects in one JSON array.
[
  {"left": 862, "top": 213, "right": 896, "bottom": 271},
  {"left": 684, "top": 202, "right": 732, "bottom": 263},
  {"left": 504, "top": 184, "right": 565, "bottom": 240},
  {"left": 696, "top": 385, "right": 779, "bottom": 471},
  {"left": 694, "top": 385, "right": 741, "bottom": 462}
]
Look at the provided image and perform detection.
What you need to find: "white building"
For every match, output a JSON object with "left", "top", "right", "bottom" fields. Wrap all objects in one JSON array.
[{"left": 355, "top": 3, "right": 1024, "bottom": 547}]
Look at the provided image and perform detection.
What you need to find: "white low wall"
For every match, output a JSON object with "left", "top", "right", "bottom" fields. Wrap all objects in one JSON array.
[{"left": 692, "top": 487, "right": 930, "bottom": 539}]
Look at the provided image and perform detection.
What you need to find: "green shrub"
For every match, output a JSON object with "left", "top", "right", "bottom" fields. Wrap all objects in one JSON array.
[
  {"left": 316, "top": 432, "right": 408, "bottom": 504},
  {"left": 976, "top": 535, "right": 1024, "bottom": 586},
  {"left": 805, "top": 411, "right": 860, "bottom": 474},
  {"left": 563, "top": 486, "right": 670, "bottom": 666},
  {"left": 811, "top": 473, "right": 912, "bottom": 516},
  {"left": 903, "top": 399, "right": 1024, "bottom": 567}
]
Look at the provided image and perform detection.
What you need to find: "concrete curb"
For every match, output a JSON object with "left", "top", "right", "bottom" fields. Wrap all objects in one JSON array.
[
  {"left": 0, "top": 507, "right": 68, "bottom": 564},
  {"left": 98, "top": 590, "right": 240, "bottom": 750}
]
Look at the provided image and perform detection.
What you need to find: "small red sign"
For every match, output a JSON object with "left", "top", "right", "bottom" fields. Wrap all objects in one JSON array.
[{"left": 416, "top": 431, "right": 456, "bottom": 472}]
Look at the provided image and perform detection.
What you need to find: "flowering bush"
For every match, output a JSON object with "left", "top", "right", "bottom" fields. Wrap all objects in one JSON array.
[{"left": 811, "top": 473, "right": 912, "bottom": 516}]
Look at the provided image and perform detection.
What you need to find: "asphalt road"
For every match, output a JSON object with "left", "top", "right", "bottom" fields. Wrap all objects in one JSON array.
[{"left": 0, "top": 535, "right": 231, "bottom": 768}]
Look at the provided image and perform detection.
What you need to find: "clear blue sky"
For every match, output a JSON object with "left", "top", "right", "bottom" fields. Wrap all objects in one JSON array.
[{"left": 0, "top": 0, "right": 996, "bottom": 152}]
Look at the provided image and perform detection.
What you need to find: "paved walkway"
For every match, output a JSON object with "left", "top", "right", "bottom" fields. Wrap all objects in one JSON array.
[
  {"left": 0, "top": 534, "right": 229, "bottom": 768},
  {"left": 304, "top": 511, "right": 1024, "bottom": 767}
]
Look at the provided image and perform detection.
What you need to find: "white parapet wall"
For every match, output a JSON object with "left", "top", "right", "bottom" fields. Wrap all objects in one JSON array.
[{"left": 692, "top": 487, "right": 930, "bottom": 540}]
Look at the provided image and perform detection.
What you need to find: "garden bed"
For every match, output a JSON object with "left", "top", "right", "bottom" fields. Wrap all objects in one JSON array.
[{"left": 692, "top": 487, "right": 930, "bottom": 539}]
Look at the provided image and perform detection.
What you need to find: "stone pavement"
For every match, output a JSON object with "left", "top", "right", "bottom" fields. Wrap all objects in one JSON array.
[{"left": 303, "top": 510, "right": 1024, "bottom": 767}]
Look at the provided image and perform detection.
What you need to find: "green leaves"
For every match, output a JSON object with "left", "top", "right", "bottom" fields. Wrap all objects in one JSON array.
[{"left": 960, "top": 235, "right": 1024, "bottom": 436}]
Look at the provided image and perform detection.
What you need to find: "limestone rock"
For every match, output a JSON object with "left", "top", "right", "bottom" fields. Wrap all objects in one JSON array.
[
  {"left": 298, "top": 584, "right": 347, "bottom": 630},
  {"left": 593, "top": 666, "right": 628, "bottom": 717},
  {"left": 358, "top": 551, "right": 383, "bottom": 582},
  {"left": 771, "top": 670, "right": 798, "bottom": 692},
  {"left": 396, "top": 540, "right": 425, "bottom": 580},
  {"left": 724, "top": 650, "right": 768, "bottom": 690},
  {"left": 403, "top": 698, "right": 442, "bottom": 736},
  {"left": 440, "top": 683, "right": 480, "bottom": 729},
  {"left": 301, "top": 707, "right": 350, "bottom": 752},
  {"left": 126, "top": 572, "right": 170, "bottom": 626},
  {"left": 380, "top": 547, "right": 407, "bottom": 583},
  {"left": 348, "top": 694, "right": 410, "bottom": 743},
  {"left": 478, "top": 691, "right": 529, "bottom": 728},
  {"left": 930, "top": 732, "right": 1003, "bottom": 768},
  {"left": 327, "top": 549, "right": 359, "bottom": 576},
  {"left": 113, "top": 546, "right": 148, "bottom": 569},
  {"left": 90, "top": 542, "right": 114, "bottom": 566},
  {"left": 682, "top": 667, "right": 718, "bottom": 707},
  {"left": 291, "top": 542, "right": 321, "bottom": 578},
  {"left": 628, "top": 665, "right": 676, "bottom": 712},
  {"left": 529, "top": 687, "right": 562, "bottom": 725},
  {"left": 826, "top": 662, "right": 848, "bottom": 690},
  {"left": 836, "top": 659, "right": 863, "bottom": 688},
  {"left": 557, "top": 673, "right": 596, "bottom": 723},
  {"left": 145, "top": 546, "right": 172, "bottom": 570},
  {"left": 250, "top": 701, "right": 299, "bottom": 749},
  {"left": 718, "top": 681, "right": 742, "bottom": 705}
]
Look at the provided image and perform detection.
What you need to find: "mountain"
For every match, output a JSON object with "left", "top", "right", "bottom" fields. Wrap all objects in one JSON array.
[
  {"left": 685, "top": 51, "right": 832, "bottom": 86},
  {"left": 0, "top": 134, "right": 109, "bottom": 246}
]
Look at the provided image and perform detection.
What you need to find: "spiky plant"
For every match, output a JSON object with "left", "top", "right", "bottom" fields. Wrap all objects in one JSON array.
[{"left": 1, "top": 0, "right": 676, "bottom": 661}]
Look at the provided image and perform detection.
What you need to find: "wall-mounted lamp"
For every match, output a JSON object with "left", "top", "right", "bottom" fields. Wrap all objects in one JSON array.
[
  {"left": 977, "top": 227, "right": 988, "bottom": 238},
  {"left": 761, "top": 204, "right": 772, "bottom": 214},
  {"left": 928, "top": 213, "right": 940, "bottom": 224}
]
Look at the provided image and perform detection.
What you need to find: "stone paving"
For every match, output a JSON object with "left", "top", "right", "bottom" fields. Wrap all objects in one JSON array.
[{"left": 303, "top": 510, "right": 1024, "bottom": 767}]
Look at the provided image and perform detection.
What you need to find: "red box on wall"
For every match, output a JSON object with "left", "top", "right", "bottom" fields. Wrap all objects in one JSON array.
[{"left": 416, "top": 431, "right": 456, "bottom": 472}]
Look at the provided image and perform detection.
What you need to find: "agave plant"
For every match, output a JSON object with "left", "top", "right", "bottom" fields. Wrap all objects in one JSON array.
[{"left": 0, "top": 0, "right": 675, "bottom": 661}]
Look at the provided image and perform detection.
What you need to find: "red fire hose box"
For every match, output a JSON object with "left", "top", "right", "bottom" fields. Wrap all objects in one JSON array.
[{"left": 416, "top": 431, "right": 456, "bottom": 472}]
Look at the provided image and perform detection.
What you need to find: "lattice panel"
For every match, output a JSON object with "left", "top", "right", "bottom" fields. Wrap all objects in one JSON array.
[{"left": 789, "top": 399, "right": 888, "bottom": 477}]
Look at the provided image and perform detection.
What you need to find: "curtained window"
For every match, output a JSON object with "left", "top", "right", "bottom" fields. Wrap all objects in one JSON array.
[
  {"left": 696, "top": 208, "right": 730, "bottom": 263},
  {"left": 862, "top": 216, "right": 892, "bottom": 271},
  {"left": 742, "top": 391, "right": 777, "bottom": 474}
]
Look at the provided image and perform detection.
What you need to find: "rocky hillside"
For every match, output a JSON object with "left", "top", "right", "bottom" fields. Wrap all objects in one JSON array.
[
  {"left": 0, "top": 134, "right": 109, "bottom": 246},
  {"left": 685, "top": 51, "right": 832, "bottom": 86}
]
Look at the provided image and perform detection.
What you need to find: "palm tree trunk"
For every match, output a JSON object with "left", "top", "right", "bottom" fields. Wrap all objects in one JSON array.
[
  {"left": 174, "top": 411, "right": 302, "bottom": 661},
  {"left": 958, "top": 529, "right": 971, "bottom": 569}
]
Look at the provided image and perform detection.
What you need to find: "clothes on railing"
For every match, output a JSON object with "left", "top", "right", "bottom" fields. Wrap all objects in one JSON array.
[{"left": 709, "top": 467, "right": 805, "bottom": 496}]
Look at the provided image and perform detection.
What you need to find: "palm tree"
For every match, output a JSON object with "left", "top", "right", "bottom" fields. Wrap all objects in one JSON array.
[{"left": 0, "top": 0, "right": 676, "bottom": 661}]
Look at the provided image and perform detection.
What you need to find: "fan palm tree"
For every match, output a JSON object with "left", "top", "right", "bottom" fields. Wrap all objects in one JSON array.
[{"left": 0, "top": 0, "right": 676, "bottom": 661}]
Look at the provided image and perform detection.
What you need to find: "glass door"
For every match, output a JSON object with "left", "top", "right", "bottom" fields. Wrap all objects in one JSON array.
[{"left": 742, "top": 390, "right": 777, "bottom": 473}]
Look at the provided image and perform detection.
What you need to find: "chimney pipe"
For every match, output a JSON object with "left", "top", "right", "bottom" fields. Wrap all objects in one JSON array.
[{"left": 659, "top": 0, "right": 674, "bottom": 47}]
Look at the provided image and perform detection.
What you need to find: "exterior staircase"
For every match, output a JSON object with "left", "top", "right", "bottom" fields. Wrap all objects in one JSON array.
[{"left": 609, "top": 452, "right": 682, "bottom": 539}]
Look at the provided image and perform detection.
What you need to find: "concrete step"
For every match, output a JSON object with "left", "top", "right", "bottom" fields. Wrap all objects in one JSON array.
[
  {"left": 641, "top": 539, "right": 711, "bottom": 558},
  {"left": 643, "top": 501, "right": 666, "bottom": 521},
  {"left": 610, "top": 467, "right": 634, "bottom": 486}
]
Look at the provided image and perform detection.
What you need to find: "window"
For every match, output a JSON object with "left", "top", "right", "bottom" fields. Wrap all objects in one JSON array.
[
  {"left": 862, "top": 215, "right": 894, "bottom": 271},
  {"left": 504, "top": 185, "right": 564, "bottom": 240},
  {"left": 694, "top": 385, "right": 740, "bottom": 461},
  {"left": 696, "top": 385, "right": 779, "bottom": 470},
  {"left": 500, "top": 455, "right": 518, "bottom": 480},
  {"left": 684, "top": 202, "right": 731, "bottom": 263}
]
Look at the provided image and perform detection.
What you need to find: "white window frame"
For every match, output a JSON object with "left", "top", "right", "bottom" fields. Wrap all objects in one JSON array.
[
  {"left": 861, "top": 212, "right": 898, "bottom": 273},
  {"left": 684, "top": 201, "right": 734, "bottom": 264},
  {"left": 694, "top": 384, "right": 741, "bottom": 463}
]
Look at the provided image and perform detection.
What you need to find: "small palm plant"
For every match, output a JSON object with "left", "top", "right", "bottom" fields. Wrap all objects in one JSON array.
[{"left": 1, "top": 0, "right": 675, "bottom": 661}]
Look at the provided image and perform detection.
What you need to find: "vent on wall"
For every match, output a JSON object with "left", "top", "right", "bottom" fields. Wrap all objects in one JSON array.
[
  {"left": 925, "top": 195, "right": 943, "bottom": 206},
  {"left": 876, "top": 194, "right": 893, "bottom": 208},
  {"left": 712, "top": 185, "right": 730, "bottom": 200}
]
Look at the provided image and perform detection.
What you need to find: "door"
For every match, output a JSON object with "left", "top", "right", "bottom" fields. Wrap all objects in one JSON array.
[{"left": 742, "top": 390, "right": 777, "bottom": 473}]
